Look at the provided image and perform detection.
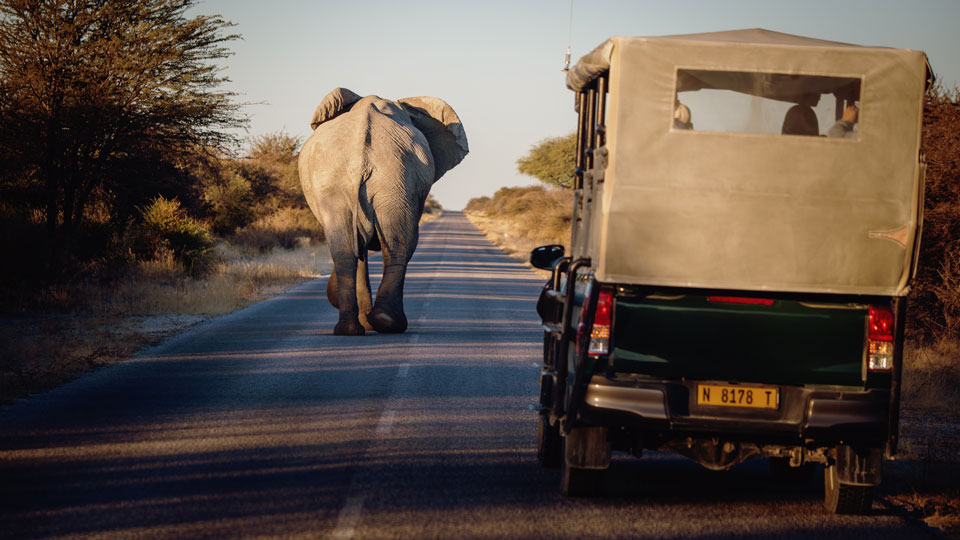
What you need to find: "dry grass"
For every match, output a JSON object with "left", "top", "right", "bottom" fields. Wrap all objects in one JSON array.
[
  {"left": 419, "top": 207, "right": 442, "bottom": 226},
  {"left": 229, "top": 206, "right": 324, "bottom": 255},
  {"left": 0, "top": 315, "right": 151, "bottom": 402},
  {"left": 884, "top": 488, "right": 960, "bottom": 536},
  {"left": 0, "top": 243, "right": 332, "bottom": 404},
  {"left": 465, "top": 185, "right": 572, "bottom": 246},
  {"left": 464, "top": 185, "right": 571, "bottom": 277},
  {"left": 902, "top": 338, "right": 960, "bottom": 416},
  {"left": 464, "top": 212, "right": 553, "bottom": 281}
]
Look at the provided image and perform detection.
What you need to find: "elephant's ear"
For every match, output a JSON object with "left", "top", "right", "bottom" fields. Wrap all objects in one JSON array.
[
  {"left": 397, "top": 96, "right": 469, "bottom": 181},
  {"left": 310, "top": 87, "right": 362, "bottom": 130}
]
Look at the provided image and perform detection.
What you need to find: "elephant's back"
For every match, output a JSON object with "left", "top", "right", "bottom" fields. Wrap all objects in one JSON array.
[
  {"left": 300, "top": 97, "right": 432, "bottom": 190},
  {"left": 302, "top": 97, "right": 426, "bottom": 172}
]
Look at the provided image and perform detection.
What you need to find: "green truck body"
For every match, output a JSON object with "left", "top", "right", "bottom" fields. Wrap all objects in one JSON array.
[{"left": 532, "top": 29, "right": 931, "bottom": 514}]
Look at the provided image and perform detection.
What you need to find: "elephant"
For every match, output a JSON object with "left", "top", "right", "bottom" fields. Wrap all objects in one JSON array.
[{"left": 298, "top": 87, "right": 469, "bottom": 335}]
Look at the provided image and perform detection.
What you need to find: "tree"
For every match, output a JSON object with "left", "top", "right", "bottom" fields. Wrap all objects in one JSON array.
[
  {"left": 247, "top": 131, "right": 303, "bottom": 163},
  {"left": 0, "top": 0, "right": 245, "bottom": 267},
  {"left": 243, "top": 130, "right": 305, "bottom": 209},
  {"left": 516, "top": 132, "right": 576, "bottom": 188},
  {"left": 910, "top": 86, "right": 960, "bottom": 342}
]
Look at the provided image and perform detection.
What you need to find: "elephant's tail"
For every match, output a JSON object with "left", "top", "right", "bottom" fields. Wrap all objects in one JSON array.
[
  {"left": 352, "top": 192, "right": 361, "bottom": 260},
  {"left": 326, "top": 271, "right": 339, "bottom": 308}
]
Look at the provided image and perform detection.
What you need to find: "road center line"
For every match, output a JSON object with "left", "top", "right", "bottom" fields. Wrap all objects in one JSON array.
[
  {"left": 329, "top": 495, "right": 365, "bottom": 540},
  {"left": 375, "top": 409, "right": 396, "bottom": 435}
]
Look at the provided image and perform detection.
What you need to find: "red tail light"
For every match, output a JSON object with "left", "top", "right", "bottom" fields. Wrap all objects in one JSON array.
[
  {"left": 594, "top": 288, "right": 613, "bottom": 327},
  {"left": 867, "top": 305, "right": 895, "bottom": 371},
  {"left": 577, "top": 286, "right": 614, "bottom": 356},
  {"left": 868, "top": 305, "right": 894, "bottom": 341}
]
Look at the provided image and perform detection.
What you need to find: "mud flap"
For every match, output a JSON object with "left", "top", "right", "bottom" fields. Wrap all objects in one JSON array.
[
  {"left": 564, "top": 426, "right": 611, "bottom": 470},
  {"left": 836, "top": 445, "right": 883, "bottom": 486}
]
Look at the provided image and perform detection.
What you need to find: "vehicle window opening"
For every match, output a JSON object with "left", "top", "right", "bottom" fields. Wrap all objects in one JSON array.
[{"left": 674, "top": 69, "right": 861, "bottom": 138}]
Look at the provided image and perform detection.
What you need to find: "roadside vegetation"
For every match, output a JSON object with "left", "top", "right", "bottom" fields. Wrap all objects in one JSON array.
[
  {"left": 465, "top": 132, "right": 576, "bottom": 262},
  {"left": 465, "top": 185, "right": 572, "bottom": 260},
  {"left": 0, "top": 129, "right": 337, "bottom": 403},
  {"left": 900, "top": 86, "right": 960, "bottom": 420},
  {"left": 0, "top": 2, "right": 338, "bottom": 403}
]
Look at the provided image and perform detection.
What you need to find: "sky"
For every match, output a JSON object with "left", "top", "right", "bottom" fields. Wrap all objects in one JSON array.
[{"left": 193, "top": 0, "right": 960, "bottom": 210}]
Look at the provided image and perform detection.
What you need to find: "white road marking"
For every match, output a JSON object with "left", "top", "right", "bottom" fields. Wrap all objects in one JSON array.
[
  {"left": 328, "top": 255, "right": 432, "bottom": 539},
  {"left": 329, "top": 495, "right": 365, "bottom": 540},
  {"left": 375, "top": 409, "right": 396, "bottom": 435}
]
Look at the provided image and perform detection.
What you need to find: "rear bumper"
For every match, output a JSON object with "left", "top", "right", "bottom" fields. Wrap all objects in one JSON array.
[{"left": 581, "top": 374, "right": 889, "bottom": 445}]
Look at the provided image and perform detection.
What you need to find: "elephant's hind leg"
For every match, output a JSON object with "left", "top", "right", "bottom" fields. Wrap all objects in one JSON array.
[
  {"left": 370, "top": 263, "right": 408, "bottom": 333},
  {"left": 331, "top": 258, "right": 365, "bottom": 336}
]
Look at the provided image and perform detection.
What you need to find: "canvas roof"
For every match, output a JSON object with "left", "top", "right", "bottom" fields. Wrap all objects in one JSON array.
[
  {"left": 567, "top": 29, "right": 931, "bottom": 296},
  {"left": 567, "top": 29, "right": 931, "bottom": 93}
]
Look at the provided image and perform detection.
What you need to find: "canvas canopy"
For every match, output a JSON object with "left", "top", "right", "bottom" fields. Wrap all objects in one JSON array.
[{"left": 568, "top": 29, "right": 930, "bottom": 296}]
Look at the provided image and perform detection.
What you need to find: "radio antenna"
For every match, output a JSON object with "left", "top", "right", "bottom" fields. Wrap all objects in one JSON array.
[{"left": 563, "top": 0, "right": 573, "bottom": 71}]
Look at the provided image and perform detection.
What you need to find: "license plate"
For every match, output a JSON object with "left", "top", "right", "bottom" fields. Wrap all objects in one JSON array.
[{"left": 697, "top": 384, "right": 779, "bottom": 409}]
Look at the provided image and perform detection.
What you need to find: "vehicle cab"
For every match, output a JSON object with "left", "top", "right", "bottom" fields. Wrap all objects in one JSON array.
[{"left": 531, "top": 29, "right": 932, "bottom": 514}]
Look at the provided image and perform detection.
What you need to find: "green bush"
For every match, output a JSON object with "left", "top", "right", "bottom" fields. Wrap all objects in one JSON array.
[
  {"left": 128, "top": 196, "right": 213, "bottom": 272},
  {"left": 248, "top": 131, "right": 303, "bottom": 163},
  {"left": 517, "top": 133, "right": 577, "bottom": 188},
  {"left": 203, "top": 170, "right": 255, "bottom": 235},
  {"left": 424, "top": 194, "right": 443, "bottom": 214}
]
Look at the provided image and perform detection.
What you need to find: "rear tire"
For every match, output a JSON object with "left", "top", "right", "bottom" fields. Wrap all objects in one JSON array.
[
  {"left": 537, "top": 413, "right": 562, "bottom": 468},
  {"left": 823, "top": 463, "right": 874, "bottom": 514}
]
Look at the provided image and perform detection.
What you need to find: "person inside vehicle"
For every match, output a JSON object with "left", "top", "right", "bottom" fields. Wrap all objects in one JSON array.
[
  {"left": 828, "top": 104, "right": 859, "bottom": 138},
  {"left": 781, "top": 104, "right": 819, "bottom": 136},
  {"left": 674, "top": 102, "right": 693, "bottom": 129}
]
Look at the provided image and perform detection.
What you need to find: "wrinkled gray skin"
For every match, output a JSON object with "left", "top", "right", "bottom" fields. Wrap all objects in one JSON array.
[{"left": 299, "top": 88, "right": 468, "bottom": 335}]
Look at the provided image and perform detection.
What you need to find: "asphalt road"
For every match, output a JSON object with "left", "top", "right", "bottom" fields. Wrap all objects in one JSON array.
[{"left": 0, "top": 212, "right": 937, "bottom": 539}]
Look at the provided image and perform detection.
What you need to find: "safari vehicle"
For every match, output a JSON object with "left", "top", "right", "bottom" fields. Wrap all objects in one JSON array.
[{"left": 530, "top": 29, "right": 933, "bottom": 514}]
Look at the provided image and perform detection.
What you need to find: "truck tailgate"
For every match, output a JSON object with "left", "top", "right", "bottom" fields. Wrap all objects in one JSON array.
[{"left": 611, "top": 294, "right": 867, "bottom": 387}]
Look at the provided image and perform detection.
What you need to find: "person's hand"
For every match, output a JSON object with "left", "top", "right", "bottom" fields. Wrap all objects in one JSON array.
[{"left": 842, "top": 105, "right": 859, "bottom": 124}]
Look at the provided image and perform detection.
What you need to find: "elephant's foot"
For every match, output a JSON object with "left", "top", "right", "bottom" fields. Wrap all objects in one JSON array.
[
  {"left": 334, "top": 314, "right": 365, "bottom": 336},
  {"left": 370, "top": 306, "right": 407, "bottom": 334}
]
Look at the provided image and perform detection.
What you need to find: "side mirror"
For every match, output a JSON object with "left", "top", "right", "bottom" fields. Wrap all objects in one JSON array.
[{"left": 530, "top": 244, "right": 565, "bottom": 270}]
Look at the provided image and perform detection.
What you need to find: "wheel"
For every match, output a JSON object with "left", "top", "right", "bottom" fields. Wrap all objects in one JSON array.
[
  {"left": 769, "top": 458, "right": 816, "bottom": 483},
  {"left": 537, "top": 413, "right": 562, "bottom": 468},
  {"left": 560, "top": 436, "right": 603, "bottom": 497},
  {"left": 823, "top": 463, "right": 874, "bottom": 514}
]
